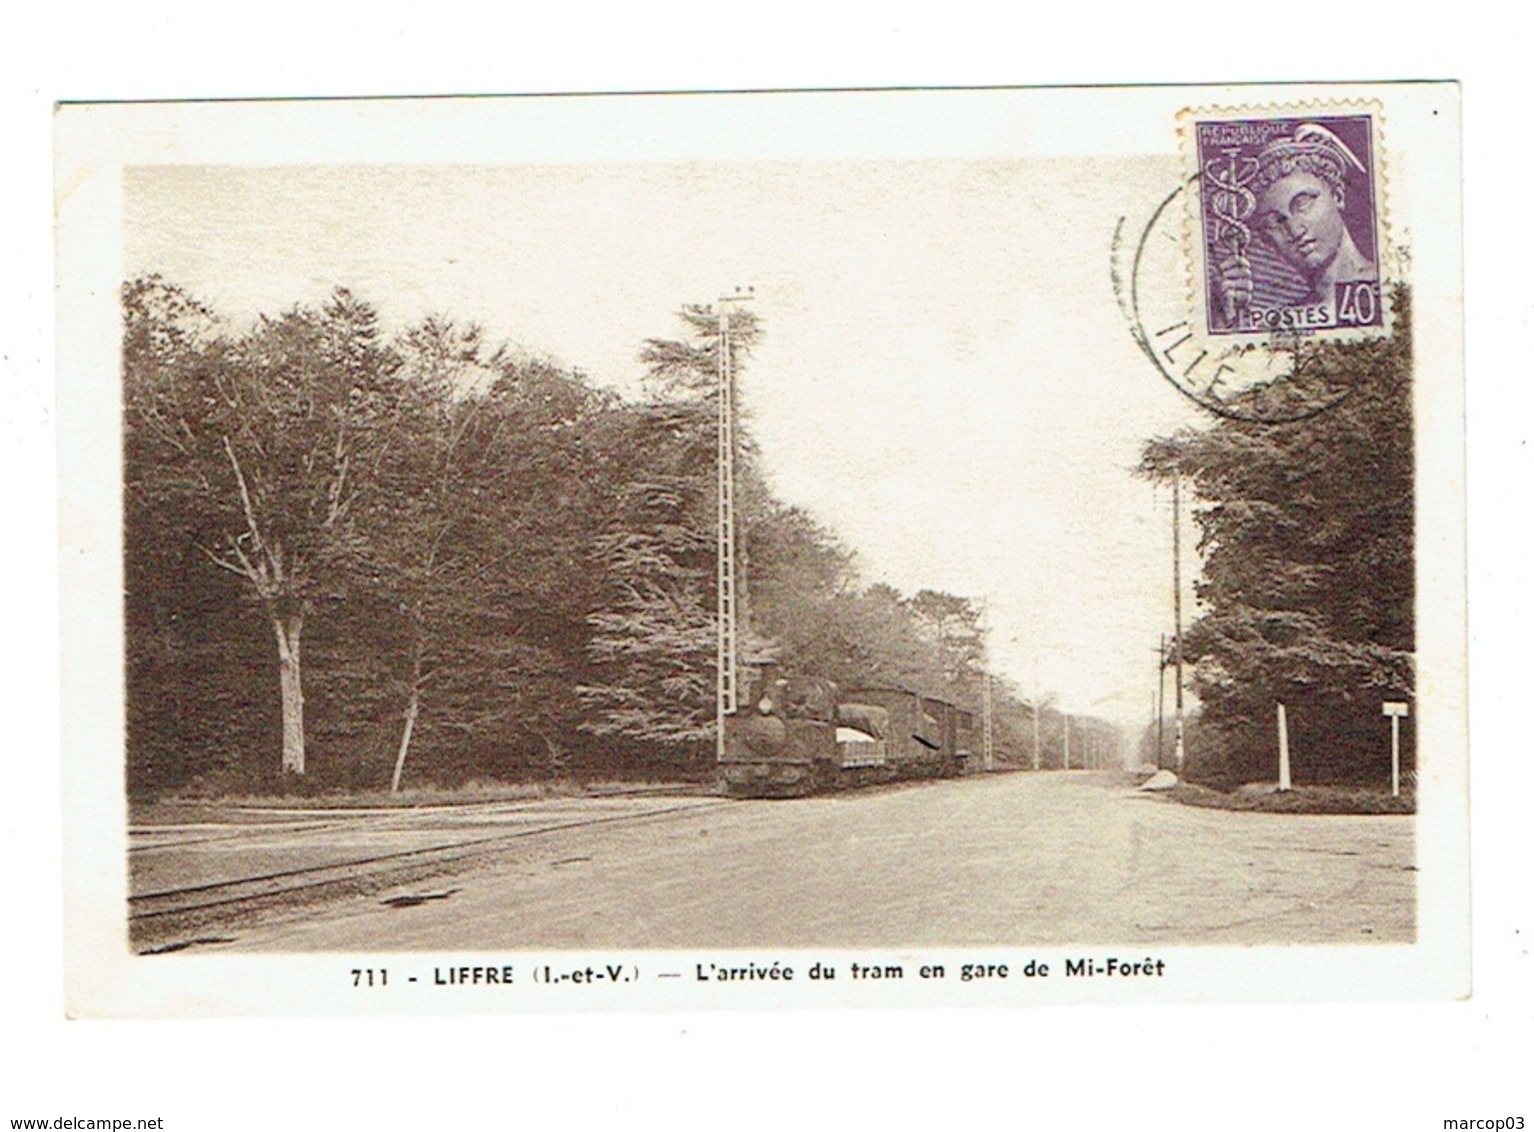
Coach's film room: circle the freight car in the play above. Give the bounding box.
[720,664,971,798]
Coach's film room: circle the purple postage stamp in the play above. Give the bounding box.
[1188,110,1385,339]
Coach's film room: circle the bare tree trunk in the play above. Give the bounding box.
[390,688,421,794]
[274,612,306,775]
[390,631,424,794]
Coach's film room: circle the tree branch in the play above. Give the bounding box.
[198,542,256,582]
[221,434,266,556]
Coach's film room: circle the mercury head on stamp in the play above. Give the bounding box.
[1198,114,1383,336]
[1249,125,1376,305]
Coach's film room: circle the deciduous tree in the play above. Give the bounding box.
[124,278,401,776]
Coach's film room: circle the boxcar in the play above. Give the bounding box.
[721,664,973,797]
[843,687,969,779]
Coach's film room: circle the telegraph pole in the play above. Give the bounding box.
[982,674,995,772]
[1171,470,1187,771]
[975,600,994,772]
[1156,634,1167,768]
[715,288,752,764]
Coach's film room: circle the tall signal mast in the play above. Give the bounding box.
[716,288,752,763]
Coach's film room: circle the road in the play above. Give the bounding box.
[197,771,1413,951]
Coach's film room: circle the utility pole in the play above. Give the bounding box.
[715,288,752,764]
[976,600,994,772]
[1172,470,1187,771]
[981,673,995,772]
[1156,633,1167,768]
[1031,698,1041,771]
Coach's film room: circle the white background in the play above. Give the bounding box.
[5,7,1529,1130]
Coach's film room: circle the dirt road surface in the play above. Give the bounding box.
[207,771,1413,951]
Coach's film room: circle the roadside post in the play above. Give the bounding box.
[1383,701,1409,797]
[1276,702,1291,791]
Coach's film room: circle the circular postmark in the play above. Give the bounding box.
[1113,177,1364,424]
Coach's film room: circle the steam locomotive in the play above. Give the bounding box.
[720,662,975,798]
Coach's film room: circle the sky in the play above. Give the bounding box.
[124,145,1209,724]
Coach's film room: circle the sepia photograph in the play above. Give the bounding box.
[56,83,1466,1015]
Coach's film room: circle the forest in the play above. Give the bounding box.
[123,277,1094,798]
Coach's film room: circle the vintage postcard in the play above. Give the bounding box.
[55,83,1466,1016]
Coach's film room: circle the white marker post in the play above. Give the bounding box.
[1276,702,1291,791]
[1383,701,1409,797]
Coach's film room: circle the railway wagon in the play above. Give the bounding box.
[844,686,970,779]
[953,707,978,766]
[720,665,968,797]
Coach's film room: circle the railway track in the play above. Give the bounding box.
[129,783,709,851]
[129,795,729,947]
